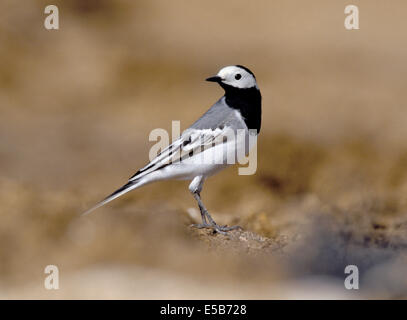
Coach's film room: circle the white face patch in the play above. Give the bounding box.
[217,66,258,89]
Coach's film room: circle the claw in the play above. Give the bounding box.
[190,223,211,229]
[218,225,243,231]
[190,223,242,235]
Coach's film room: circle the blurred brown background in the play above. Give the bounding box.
[0,0,407,299]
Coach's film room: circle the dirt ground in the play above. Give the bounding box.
[1,0,407,299]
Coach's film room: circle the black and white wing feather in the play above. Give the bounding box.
[129,126,228,181]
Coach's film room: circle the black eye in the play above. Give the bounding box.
[235,73,242,80]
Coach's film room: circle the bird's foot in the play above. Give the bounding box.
[190,223,242,235]
[217,224,243,232]
[190,223,211,229]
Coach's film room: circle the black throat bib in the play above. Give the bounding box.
[222,84,262,133]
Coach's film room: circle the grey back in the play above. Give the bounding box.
[189,97,246,131]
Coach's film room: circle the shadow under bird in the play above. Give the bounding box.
[83,65,262,234]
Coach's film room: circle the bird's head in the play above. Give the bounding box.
[206,65,258,90]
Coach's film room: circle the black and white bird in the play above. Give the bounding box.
[84,65,262,234]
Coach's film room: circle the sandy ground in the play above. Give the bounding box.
[1,0,407,299]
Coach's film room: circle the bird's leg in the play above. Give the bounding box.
[188,176,242,234]
[189,176,210,228]
[190,192,213,229]
[196,194,208,226]
[192,192,242,234]
[193,192,215,225]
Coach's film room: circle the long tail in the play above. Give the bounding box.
[82,180,142,216]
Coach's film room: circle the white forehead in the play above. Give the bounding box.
[217,66,257,89]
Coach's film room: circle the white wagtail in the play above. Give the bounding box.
[84,65,262,234]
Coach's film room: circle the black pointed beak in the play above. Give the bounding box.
[206,76,222,83]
